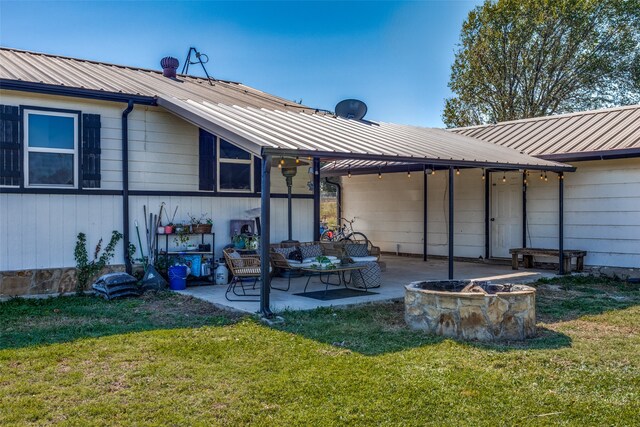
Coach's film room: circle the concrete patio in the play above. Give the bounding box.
[177,256,555,313]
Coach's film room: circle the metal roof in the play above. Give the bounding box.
[0,47,314,113]
[451,105,640,159]
[0,47,571,171]
[158,96,571,171]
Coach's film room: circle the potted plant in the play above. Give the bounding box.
[311,256,336,270]
[173,226,191,249]
[188,213,213,234]
[246,235,259,250]
[232,234,246,249]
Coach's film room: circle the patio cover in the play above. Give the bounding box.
[157,96,573,172]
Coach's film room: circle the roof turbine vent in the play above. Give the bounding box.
[335,99,367,120]
[160,57,179,78]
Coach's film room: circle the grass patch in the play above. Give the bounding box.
[0,292,243,350]
[1,280,638,425]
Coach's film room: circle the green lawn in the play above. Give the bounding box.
[1,277,639,426]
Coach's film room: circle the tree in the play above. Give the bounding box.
[443,0,640,128]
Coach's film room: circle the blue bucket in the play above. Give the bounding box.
[168,265,188,290]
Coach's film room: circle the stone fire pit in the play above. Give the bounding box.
[405,280,536,341]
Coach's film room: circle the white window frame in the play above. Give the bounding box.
[216,137,253,193]
[23,109,79,189]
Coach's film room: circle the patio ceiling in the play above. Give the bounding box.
[157,96,574,172]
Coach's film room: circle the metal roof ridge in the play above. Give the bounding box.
[0,45,240,85]
[449,104,640,131]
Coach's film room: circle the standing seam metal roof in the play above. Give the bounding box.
[450,105,640,157]
[0,47,571,171]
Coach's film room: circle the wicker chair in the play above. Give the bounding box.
[223,248,262,301]
[269,248,302,292]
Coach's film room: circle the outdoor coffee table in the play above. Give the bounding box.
[300,263,370,294]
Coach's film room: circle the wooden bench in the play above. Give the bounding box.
[509,248,587,274]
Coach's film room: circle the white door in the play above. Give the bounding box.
[491,172,523,258]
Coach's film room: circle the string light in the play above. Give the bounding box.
[482,169,485,180]
[456,167,460,175]
[502,173,506,183]
[295,156,300,164]
[544,171,548,182]
[347,164,352,178]
[431,167,436,176]
[280,157,285,165]
[407,169,411,178]
[378,167,382,179]
[540,171,544,180]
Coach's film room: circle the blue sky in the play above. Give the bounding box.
[0,1,482,127]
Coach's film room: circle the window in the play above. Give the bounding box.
[217,138,253,192]
[24,110,78,188]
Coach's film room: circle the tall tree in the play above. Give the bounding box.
[443,0,640,127]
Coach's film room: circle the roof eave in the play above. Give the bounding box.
[0,79,157,105]
[263,147,575,172]
[537,148,640,162]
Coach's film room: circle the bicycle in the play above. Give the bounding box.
[320,217,369,245]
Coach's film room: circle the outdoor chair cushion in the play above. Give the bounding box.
[350,256,379,263]
[300,244,323,259]
[345,243,369,258]
[227,250,244,266]
[351,262,382,289]
[286,260,316,268]
[273,246,296,258]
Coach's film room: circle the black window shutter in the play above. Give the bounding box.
[199,129,216,191]
[81,113,101,188]
[254,156,262,193]
[0,105,22,187]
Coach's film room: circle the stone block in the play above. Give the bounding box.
[57,269,77,293]
[437,295,459,310]
[486,297,509,325]
[436,312,459,338]
[31,269,62,294]
[499,314,524,340]
[459,305,492,340]
[1,271,34,296]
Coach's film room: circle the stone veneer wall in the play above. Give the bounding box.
[0,265,125,297]
[405,281,536,341]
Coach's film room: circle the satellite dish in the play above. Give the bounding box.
[335,99,367,120]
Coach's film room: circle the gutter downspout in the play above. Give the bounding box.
[122,101,134,273]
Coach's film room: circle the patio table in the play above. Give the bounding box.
[300,263,370,294]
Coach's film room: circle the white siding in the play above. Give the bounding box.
[342,169,486,258]
[0,193,123,270]
[527,158,640,268]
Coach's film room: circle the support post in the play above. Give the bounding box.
[423,166,428,261]
[449,166,455,279]
[286,177,293,241]
[260,154,273,317]
[522,172,527,248]
[313,157,321,241]
[558,171,565,275]
[484,170,490,259]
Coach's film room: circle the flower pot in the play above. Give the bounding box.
[192,223,212,234]
[164,225,174,234]
[157,226,165,234]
